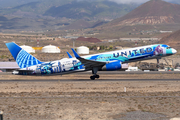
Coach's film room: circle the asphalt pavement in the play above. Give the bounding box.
[0,79,180,82]
[1,71,180,75]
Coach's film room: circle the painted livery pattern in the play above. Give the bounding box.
[85,44,169,63]
[6,42,42,69]
[16,49,42,68]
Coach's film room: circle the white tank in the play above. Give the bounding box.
[77,46,89,54]
[20,45,35,53]
[41,45,60,53]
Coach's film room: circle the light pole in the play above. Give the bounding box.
[73,39,75,49]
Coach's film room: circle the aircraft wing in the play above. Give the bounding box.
[71,48,106,68]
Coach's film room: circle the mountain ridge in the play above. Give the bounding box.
[44,1,137,20]
[100,0,180,28]
[0,0,138,31]
[159,29,180,49]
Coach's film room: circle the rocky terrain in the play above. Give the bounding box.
[76,37,101,43]
[94,0,180,39]
[0,0,138,31]
[0,73,180,119]
[102,0,180,27]
[159,29,180,50]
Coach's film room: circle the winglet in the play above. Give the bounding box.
[71,48,80,59]
[67,52,73,58]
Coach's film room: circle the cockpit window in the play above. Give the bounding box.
[166,47,172,49]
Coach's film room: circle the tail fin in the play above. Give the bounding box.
[71,48,80,59]
[6,42,42,69]
[67,52,73,58]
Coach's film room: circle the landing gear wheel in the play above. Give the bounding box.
[90,76,95,80]
[156,65,159,68]
[95,75,99,79]
[90,75,100,80]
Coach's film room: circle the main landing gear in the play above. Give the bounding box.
[90,74,99,80]
[90,67,100,80]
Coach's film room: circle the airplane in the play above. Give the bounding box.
[6,42,177,80]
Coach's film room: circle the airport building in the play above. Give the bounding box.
[0,62,19,72]
[20,45,35,53]
[41,45,61,53]
[77,46,89,54]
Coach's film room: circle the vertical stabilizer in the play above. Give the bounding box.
[71,48,80,59]
[67,52,73,58]
[6,42,42,69]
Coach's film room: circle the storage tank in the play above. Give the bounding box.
[20,45,35,53]
[41,45,60,53]
[77,46,89,54]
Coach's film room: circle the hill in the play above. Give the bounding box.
[94,0,180,39]
[159,29,180,49]
[101,0,180,27]
[76,37,101,43]
[60,19,108,30]
[61,20,92,30]
[0,0,40,8]
[1,0,137,20]
[44,1,137,20]
[0,0,138,31]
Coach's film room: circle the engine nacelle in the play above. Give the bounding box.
[101,61,122,71]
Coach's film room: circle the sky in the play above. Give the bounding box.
[108,0,179,4]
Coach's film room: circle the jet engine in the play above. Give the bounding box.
[101,61,121,71]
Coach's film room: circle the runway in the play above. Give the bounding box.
[0,95,180,99]
[2,71,180,75]
[1,71,180,82]
[0,79,180,82]
[82,71,180,74]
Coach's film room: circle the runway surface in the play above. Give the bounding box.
[0,96,180,99]
[1,71,180,82]
[1,71,180,75]
[0,79,180,82]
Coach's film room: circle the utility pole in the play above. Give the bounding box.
[73,39,75,49]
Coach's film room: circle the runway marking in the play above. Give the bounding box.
[0,96,180,99]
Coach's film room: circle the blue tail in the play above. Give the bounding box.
[71,48,81,59]
[6,42,42,69]
[66,52,73,58]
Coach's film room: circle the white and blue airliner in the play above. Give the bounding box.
[6,42,177,80]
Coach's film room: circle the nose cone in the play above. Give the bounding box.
[172,48,177,54]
